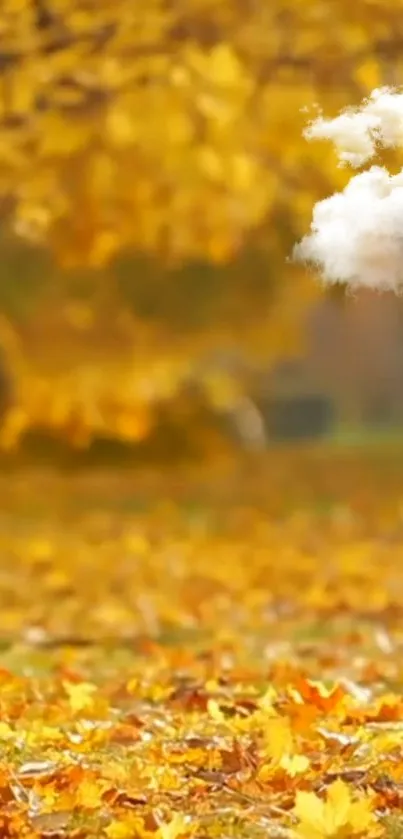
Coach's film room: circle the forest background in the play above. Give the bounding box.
[1,0,403,457]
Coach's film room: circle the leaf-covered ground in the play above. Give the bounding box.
[1,447,403,838]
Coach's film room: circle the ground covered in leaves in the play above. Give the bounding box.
[1,447,403,838]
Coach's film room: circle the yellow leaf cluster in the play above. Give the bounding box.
[0,453,400,836]
[294,779,380,839]
[0,0,400,266]
[0,0,400,447]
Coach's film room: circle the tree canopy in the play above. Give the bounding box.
[1,0,401,267]
[0,0,401,448]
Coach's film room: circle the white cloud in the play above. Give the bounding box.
[294,87,403,292]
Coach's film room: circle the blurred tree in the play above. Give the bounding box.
[0,0,400,447]
[1,0,401,265]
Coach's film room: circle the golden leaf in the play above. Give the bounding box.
[294,780,380,839]
[263,716,294,763]
[63,680,97,713]
[158,814,194,839]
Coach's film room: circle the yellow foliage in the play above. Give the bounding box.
[262,716,294,763]
[294,779,380,839]
[0,0,400,266]
[0,1,399,445]
[0,454,399,837]
[63,680,97,712]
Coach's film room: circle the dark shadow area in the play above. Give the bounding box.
[258,394,335,442]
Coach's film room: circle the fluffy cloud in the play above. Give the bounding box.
[294,87,403,292]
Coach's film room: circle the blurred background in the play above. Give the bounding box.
[0,0,402,462]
